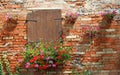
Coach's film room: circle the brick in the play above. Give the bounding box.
[2,36,13,40]
[105,29,116,32]
[81,18,92,21]
[14,36,23,39]
[16,25,26,29]
[0,2,120,74]
[66,35,77,39]
[13,41,27,45]
[18,16,27,21]
[76,2,83,6]
[73,52,85,54]
[105,35,117,38]
[11,4,22,8]
[63,71,72,74]
[72,38,82,41]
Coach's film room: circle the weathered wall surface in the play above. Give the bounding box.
[0,10,27,72]
[0,0,120,75]
[63,14,120,74]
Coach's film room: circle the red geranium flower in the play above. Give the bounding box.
[31,64,35,68]
[30,59,34,63]
[54,42,57,44]
[55,62,59,66]
[39,66,43,70]
[57,56,61,59]
[40,55,44,60]
[43,65,48,69]
[61,50,65,53]
[30,56,39,62]
[62,34,65,39]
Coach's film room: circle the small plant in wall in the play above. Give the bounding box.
[64,12,79,24]
[21,40,72,71]
[101,10,117,25]
[0,60,4,75]
[2,51,13,75]
[3,14,18,31]
[82,25,100,39]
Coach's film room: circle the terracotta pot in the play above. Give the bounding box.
[3,18,18,31]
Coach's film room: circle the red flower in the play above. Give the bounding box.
[40,55,44,60]
[57,46,60,49]
[61,50,65,53]
[62,34,65,39]
[31,64,35,68]
[54,42,57,44]
[54,46,57,50]
[72,57,75,60]
[43,65,48,69]
[72,48,77,52]
[42,61,45,64]
[54,46,60,50]
[57,56,61,59]
[55,62,59,66]
[30,56,38,62]
[30,59,34,63]
[45,45,48,48]
[39,66,43,70]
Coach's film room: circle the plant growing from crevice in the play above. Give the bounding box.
[82,25,100,40]
[0,60,4,75]
[64,12,78,24]
[2,51,21,75]
[72,69,93,75]
[71,63,102,75]
[101,10,117,25]
[2,51,13,75]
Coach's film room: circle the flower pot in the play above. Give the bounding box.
[3,18,18,31]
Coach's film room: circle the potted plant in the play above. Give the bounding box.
[3,14,18,31]
[101,10,117,26]
[82,25,100,39]
[64,12,78,28]
[20,40,72,71]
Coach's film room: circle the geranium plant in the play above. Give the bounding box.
[82,25,100,39]
[101,10,117,25]
[22,40,72,70]
[65,12,78,24]
[3,14,18,31]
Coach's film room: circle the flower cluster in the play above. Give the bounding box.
[5,14,18,23]
[65,12,78,24]
[82,25,100,38]
[22,40,72,70]
[3,14,18,31]
[101,10,117,25]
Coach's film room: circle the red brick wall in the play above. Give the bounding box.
[0,11,120,75]
[0,0,120,75]
[63,14,120,74]
[0,0,22,9]
[0,10,27,72]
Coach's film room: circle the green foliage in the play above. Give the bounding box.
[72,69,93,75]
[81,70,93,75]
[2,51,21,75]
[65,12,78,24]
[2,51,13,75]
[0,60,4,75]
[21,40,72,70]
[101,10,117,25]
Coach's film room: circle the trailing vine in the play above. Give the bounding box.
[0,60,4,75]
[2,51,13,75]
